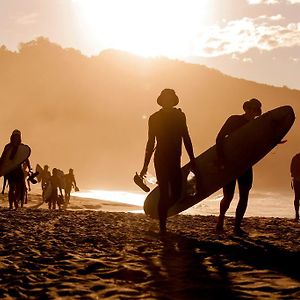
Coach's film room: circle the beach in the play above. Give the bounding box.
[0,194,299,299]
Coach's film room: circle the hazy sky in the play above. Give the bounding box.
[1,0,300,89]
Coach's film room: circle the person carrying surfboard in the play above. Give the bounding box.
[216,99,262,236]
[48,168,64,210]
[290,153,300,221]
[0,129,32,209]
[140,89,196,233]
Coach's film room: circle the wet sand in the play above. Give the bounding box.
[0,194,299,299]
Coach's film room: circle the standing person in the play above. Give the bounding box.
[290,153,300,221]
[64,168,79,205]
[0,129,31,209]
[41,165,51,202]
[215,99,262,235]
[140,89,196,233]
[48,168,64,210]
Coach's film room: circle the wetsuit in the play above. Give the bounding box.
[291,153,300,219]
[147,108,191,228]
[216,114,253,228]
[1,143,27,209]
[64,173,76,204]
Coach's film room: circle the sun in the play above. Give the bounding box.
[72,0,211,57]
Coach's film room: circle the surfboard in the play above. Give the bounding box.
[144,105,295,219]
[0,144,31,177]
[36,164,43,182]
[43,182,52,202]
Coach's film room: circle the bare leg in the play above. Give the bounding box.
[294,197,299,221]
[216,181,235,232]
[235,186,250,234]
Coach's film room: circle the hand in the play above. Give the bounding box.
[140,167,148,178]
[278,139,287,144]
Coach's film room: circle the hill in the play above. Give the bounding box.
[0,37,299,193]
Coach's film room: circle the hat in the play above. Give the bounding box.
[243,98,262,111]
[157,89,179,107]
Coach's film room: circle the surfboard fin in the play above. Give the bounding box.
[134,172,150,192]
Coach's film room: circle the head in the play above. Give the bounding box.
[43,165,49,171]
[157,89,179,108]
[243,98,262,119]
[10,129,21,145]
[69,168,73,174]
[52,168,58,176]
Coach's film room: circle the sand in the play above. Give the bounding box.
[0,193,299,299]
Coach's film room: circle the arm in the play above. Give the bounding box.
[216,117,233,160]
[140,117,156,177]
[182,113,195,163]
[72,175,77,189]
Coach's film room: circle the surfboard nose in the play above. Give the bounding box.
[271,105,295,137]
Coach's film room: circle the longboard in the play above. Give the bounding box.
[0,144,31,176]
[144,106,295,219]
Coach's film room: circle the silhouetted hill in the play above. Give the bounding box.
[0,37,299,193]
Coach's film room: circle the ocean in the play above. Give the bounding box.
[74,189,296,219]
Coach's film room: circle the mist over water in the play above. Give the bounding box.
[74,189,295,219]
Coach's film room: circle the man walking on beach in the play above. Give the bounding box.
[215,99,262,235]
[290,153,300,221]
[0,130,31,209]
[64,168,79,206]
[140,89,196,233]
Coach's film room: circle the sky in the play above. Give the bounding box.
[0,0,300,89]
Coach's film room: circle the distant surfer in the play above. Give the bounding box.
[290,153,300,221]
[140,89,196,233]
[48,168,64,210]
[1,176,7,194]
[0,130,31,209]
[41,165,51,202]
[64,168,79,205]
[215,99,262,235]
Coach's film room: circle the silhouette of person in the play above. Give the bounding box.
[48,168,64,210]
[1,176,7,194]
[290,153,300,221]
[215,99,262,235]
[41,165,51,201]
[64,168,78,205]
[140,89,196,232]
[0,129,31,209]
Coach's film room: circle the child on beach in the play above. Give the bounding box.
[290,153,300,221]
[140,89,196,233]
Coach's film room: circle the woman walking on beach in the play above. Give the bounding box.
[215,99,262,235]
[140,89,196,233]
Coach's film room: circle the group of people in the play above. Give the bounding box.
[38,165,79,210]
[140,88,297,235]
[0,129,79,210]
[1,89,298,232]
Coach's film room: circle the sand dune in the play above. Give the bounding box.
[0,193,299,299]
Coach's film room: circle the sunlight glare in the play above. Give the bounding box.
[74,189,145,207]
[72,0,210,57]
